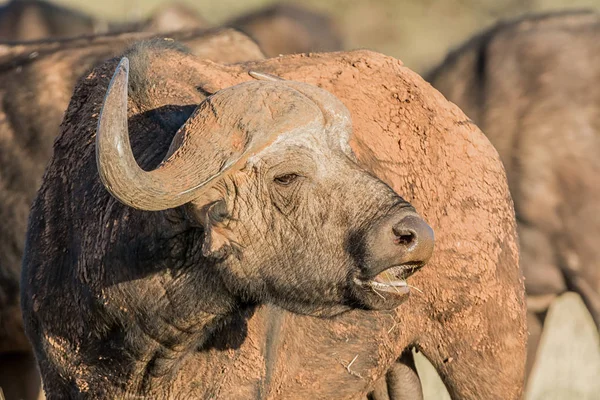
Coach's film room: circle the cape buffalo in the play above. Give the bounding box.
[227,3,343,57]
[21,44,525,398]
[0,29,263,400]
[0,0,108,42]
[141,2,209,33]
[0,0,209,43]
[427,10,600,379]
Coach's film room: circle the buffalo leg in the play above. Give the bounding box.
[386,350,423,400]
[367,375,390,400]
[525,308,547,382]
[416,255,527,400]
[367,349,423,400]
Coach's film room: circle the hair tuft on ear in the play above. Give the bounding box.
[197,200,235,260]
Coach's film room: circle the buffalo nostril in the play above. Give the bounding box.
[391,215,435,264]
[392,226,416,247]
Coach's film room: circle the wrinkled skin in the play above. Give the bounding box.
[22,48,525,399]
[227,3,343,57]
[194,140,420,317]
[428,10,600,380]
[0,30,263,400]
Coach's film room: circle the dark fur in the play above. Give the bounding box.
[0,39,190,400]
[0,31,262,400]
[125,38,192,104]
[22,51,211,396]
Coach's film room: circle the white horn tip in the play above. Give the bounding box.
[248,70,284,81]
[116,56,130,76]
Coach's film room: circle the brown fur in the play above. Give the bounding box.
[0,29,263,400]
[22,47,525,398]
[227,3,343,57]
[428,10,600,379]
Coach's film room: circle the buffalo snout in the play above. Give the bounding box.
[366,208,434,278]
[352,205,434,309]
[391,214,435,269]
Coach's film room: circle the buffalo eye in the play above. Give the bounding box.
[274,173,299,186]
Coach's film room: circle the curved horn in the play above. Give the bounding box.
[248,70,284,81]
[96,57,212,211]
[250,69,352,145]
[284,82,351,132]
[96,58,326,211]
[249,70,351,131]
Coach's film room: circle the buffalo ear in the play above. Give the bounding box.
[201,200,235,259]
[187,198,236,260]
[203,226,234,259]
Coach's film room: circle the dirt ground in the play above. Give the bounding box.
[415,292,600,400]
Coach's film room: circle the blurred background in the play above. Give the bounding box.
[24,0,600,72]
[0,1,599,399]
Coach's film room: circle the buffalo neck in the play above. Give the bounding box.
[54,208,248,396]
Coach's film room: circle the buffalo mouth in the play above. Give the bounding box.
[353,263,423,302]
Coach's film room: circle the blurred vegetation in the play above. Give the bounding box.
[0,1,598,399]
[13,0,600,73]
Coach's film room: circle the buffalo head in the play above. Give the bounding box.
[96,58,434,316]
